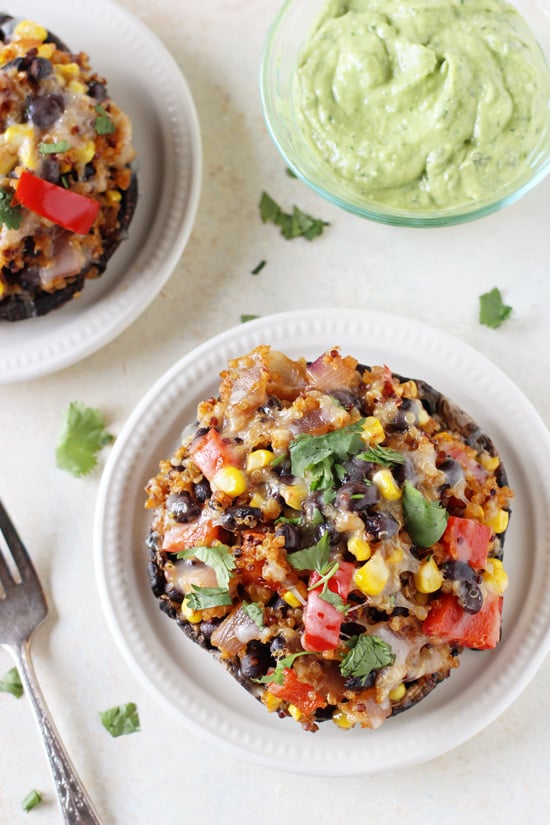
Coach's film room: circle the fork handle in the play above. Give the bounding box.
[11,641,104,825]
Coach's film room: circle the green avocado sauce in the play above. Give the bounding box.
[294,0,550,210]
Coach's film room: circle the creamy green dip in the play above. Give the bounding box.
[294,0,550,210]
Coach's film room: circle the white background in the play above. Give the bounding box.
[1,1,549,823]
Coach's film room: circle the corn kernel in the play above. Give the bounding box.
[180,597,202,624]
[354,553,389,596]
[389,682,407,702]
[67,80,87,95]
[480,453,500,472]
[464,502,485,521]
[282,581,307,608]
[416,407,430,427]
[347,533,371,562]
[386,546,404,565]
[56,62,80,80]
[399,380,418,398]
[211,465,247,497]
[361,416,385,445]
[263,692,282,713]
[372,468,402,501]
[246,449,274,472]
[248,492,265,508]
[332,710,354,729]
[13,20,48,41]
[37,43,56,59]
[105,190,122,205]
[72,140,96,165]
[280,482,308,510]
[4,124,34,148]
[287,704,303,722]
[482,558,509,595]
[414,557,443,594]
[0,148,17,176]
[485,508,509,535]
[19,140,37,169]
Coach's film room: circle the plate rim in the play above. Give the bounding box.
[94,307,550,775]
[0,0,202,384]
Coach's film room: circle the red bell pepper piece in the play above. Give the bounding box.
[422,591,503,650]
[302,561,355,652]
[15,171,100,234]
[189,428,238,481]
[442,516,492,569]
[267,667,325,715]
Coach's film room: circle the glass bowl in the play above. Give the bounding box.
[260,0,550,227]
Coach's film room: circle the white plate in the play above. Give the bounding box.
[0,0,201,383]
[94,308,550,776]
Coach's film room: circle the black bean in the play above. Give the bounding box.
[438,458,465,488]
[340,622,366,638]
[87,81,107,101]
[315,705,337,721]
[83,162,96,180]
[442,560,478,583]
[336,481,379,512]
[456,580,483,614]
[362,512,399,541]
[393,457,417,487]
[40,156,60,183]
[27,93,64,128]
[275,522,301,550]
[199,619,221,644]
[313,522,340,545]
[344,673,375,691]
[221,506,263,531]
[19,267,40,290]
[330,389,360,411]
[166,492,200,523]
[258,396,282,415]
[28,57,52,81]
[269,635,288,656]
[386,409,409,433]
[342,456,375,482]
[193,479,211,503]
[271,456,292,480]
[240,640,274,680]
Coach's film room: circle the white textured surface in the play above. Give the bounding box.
[0,0,549,822]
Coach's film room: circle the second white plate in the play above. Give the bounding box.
[0,0,201,383]
[94,308,550,775]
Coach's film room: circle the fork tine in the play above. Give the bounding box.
[0,498,36,583]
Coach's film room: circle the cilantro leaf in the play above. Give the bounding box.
[259,191,329,241]
[319,582,350,614]
[38,140,71,154]
[242,600,264,628]
[358,445,406,467]
[99,702,140,737]
[240,313,259,323]
[288,531,331,574]
[251,260,266,275]
[0,187,23,230]
[339,634,395,685]
[21,790,42,812]
[176,544,235,589]
[402,481,448,548]
[94,105,116,135]
[186,585,232,610]
[55,401,114,477]
[0,666,23,698]
[479,287,513,329]
[256,651,313,685]
[289,419,365,491]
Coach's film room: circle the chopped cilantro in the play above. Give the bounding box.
[288,531,330,575]
[259,191,329,241]
[0,187,23,230]
[0,666,23,698]
[99,702,140,737]
[21,790,42,812]
[358,445,406,467]
[289,419,365,491]
[318,580,350,614]
[176,544,235,589]
[256,650,313,685]
[240,314,259,323]
[339,634,395,685]
[38,140,71,154]
[55,402,114,477]
[402,481,448,548]
[285,167,297,178]
[186,585,232,610]
[94,105,115,135]
[479,287,513,329]
[251,260,266,275]
[242,601,264,628]
[309,559,339,591]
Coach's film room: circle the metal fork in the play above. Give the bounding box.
[0,499,103,824]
